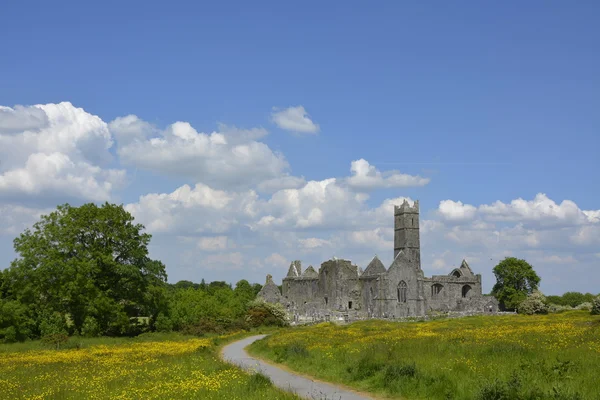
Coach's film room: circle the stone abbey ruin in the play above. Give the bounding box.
[258,199,498,319]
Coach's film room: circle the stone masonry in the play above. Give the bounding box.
[258,199,498,318]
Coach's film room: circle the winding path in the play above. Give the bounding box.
[221,335,374,400]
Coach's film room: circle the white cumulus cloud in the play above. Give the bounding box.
[346,159,430,191]
[0,102,124,203]
[197,236,228,251]
[0,105,49,134]
[271,106,320,134]
[111,117,288,190]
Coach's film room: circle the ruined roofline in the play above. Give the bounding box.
[394,199,419,214]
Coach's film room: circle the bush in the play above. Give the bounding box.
[592,296,600,315]
[574,302,592,311]
[245,299,289,328]
[39,311,68,337]
[548,304,572,313]
[81,316,101,337]
[0,299,34,342]
[154,313,174,332]
[518,290,548,315]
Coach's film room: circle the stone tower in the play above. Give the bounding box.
[394,199,421,267]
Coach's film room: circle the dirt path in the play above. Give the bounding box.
[221,334,374,400]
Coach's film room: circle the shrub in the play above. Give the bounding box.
[81,316,101,337]
[518,290,548,315]
[154,313,173,333]
[592,296,600,315]
[574,302,592,311]
[39,311,68,337]
[0,299,34,342]
[245,299,289,328]
[547,304,572,313]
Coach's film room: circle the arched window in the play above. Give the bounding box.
[369,287,374,299]
[462,285,472,298]
[452,270,461,278]
[397,281,407,303]
[431,283,443,298]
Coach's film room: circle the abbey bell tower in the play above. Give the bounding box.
[394,200,421,268]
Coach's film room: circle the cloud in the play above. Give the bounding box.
[0,105,49,134]
[203,252,244,271]
[0,102,124,203]
[265,253,288,267]
[257,175,307,193]
[125,183,259,234]
[197,236,228,251]
[0,204,54,236]
[436,194,599,228]
[345,159,430,191]
[438,200,478,222]
[112,117,288,190]
[251,178,367,231]
[271,106,320,134]
[541,255,577,264]
[479,194,592,227]
[0,152,125,202]
[299,237,332,250]
[348,228,392,251]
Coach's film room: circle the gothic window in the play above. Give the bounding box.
[397,281,407,303]
[324,296,328,305]
[452,270,461,278]
[369,287,374,300]
[462,285,472,298]
[431,283,443,298]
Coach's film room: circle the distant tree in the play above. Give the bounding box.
[4,202,168,336]
[491,257,541,311]
[545,295,565,306]
[173,280,199,290]
[234,280,256,304]
[251,283,263,296]
[561,292,595,307]
[207,281,231,294]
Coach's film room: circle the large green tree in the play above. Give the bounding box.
[4,202,168,336]
[491,257,541,311]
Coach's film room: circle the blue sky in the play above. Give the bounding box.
[1,1,599,294]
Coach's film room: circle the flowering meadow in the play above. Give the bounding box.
[249,311,600,399]
[0,332,298,400]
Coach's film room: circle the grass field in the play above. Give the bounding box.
[0,331,299,400]
[248,311,600,400]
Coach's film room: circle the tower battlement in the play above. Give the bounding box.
[394,199,419,215]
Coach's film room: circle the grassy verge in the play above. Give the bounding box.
[0,329,299,399]
[248,311,600,400]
